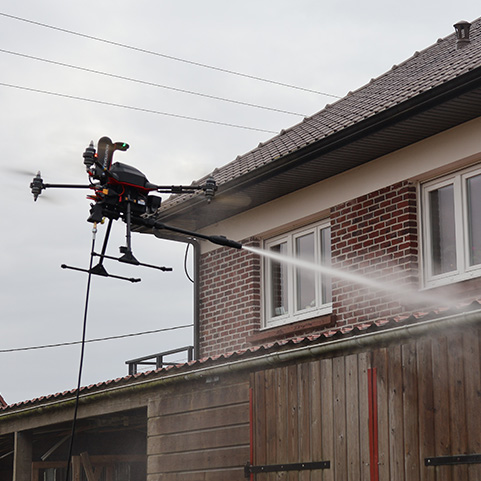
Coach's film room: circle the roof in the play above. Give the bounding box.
[0,394,6,408]
[3,300,481,414]
[154,17,481,232]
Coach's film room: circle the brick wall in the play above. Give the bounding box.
[198,182,420,357]
[198,179,481,358]
[330,180,419,325]
[198,237,261,357]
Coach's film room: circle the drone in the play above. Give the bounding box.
[30,136,242,283]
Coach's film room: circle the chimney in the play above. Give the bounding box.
[454,20,471,49]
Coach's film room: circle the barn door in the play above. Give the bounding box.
[250,353,371,480]
[369,328,481,480]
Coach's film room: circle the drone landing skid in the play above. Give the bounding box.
[60,249,173,283]
[92,252,173,272]
[61,263,141,283]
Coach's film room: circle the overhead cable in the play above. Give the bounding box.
[0,324,194,353]
[0,82,278,133]
[0,48,307,117]
[0,11,341,99]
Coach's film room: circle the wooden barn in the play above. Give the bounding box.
[2,17,481,481]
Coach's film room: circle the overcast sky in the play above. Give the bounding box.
[1,2,480,405]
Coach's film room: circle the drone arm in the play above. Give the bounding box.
[154,176,217,201]
[132,216,243,250]
[155,185,204,194]
[43,183,93,189]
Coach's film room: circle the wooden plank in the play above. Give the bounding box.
[431,335,452,481]
[72,455,81,481]
[148,445,250,473]
[264,368,277,481]
[320,358,334,481]
[149,402,249,435]
[372,348,390,480]
[298,362,311,481]
[358,352,371,481]
[388,344,404,481]
[309,361,322,481]
[447,333,468,480]
[149,380,250,416]
[346,354,360,481]
[332,356,347,480]
[0,394,150,436]
[463,328,481,481]
[287,363,299,481]
[147,466,244,481]
[276,366,288,481]
[80,452,97,481]
[89,455,146,463]
[148,424,250,454]
[416,338,435,481]
[254,370,267,469]
[402,341,420,481]
[13,431,32,481]
[367,367,379,481]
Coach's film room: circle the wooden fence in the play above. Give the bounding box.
[145,324,481,480]
[251,325,481,480]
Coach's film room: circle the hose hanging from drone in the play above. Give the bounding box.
[64,223,98,481]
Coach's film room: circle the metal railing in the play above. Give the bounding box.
[126,346,194,375]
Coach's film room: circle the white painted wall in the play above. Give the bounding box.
[199,116,481,253]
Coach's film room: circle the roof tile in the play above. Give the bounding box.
[161,18,481,208]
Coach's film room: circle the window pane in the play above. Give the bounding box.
[295,233,316,311]
[467,174,481,267]
[270,242,288,317]
[321,227,332,303]
[429,185,456,275]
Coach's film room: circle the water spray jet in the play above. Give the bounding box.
[243,245,459,310]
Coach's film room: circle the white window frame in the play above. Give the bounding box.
[262,220,332,328]
[422,164,481,287]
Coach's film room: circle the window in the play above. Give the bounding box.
[422,165,481,286]
[263,221,332,327]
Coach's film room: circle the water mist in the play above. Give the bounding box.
[243,245,458,310]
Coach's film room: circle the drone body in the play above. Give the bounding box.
[30,136,240,283]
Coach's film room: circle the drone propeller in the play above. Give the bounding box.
[211,191,252,208]
[5,166,37,178]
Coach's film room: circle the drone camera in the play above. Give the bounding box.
[147,195,162,214]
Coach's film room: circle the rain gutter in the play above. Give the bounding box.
[158,65,481,227]
[2,308,481,421]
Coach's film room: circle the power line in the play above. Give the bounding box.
[0,11,342,99]
[0,82,278,133]
[0,48,307,117]
[0,324,193,353]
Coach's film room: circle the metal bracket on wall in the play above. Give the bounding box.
[425,454,481,466]
[244,461,330,477]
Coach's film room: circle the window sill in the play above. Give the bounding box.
[247,314,335,344]
[423,266,481,289]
